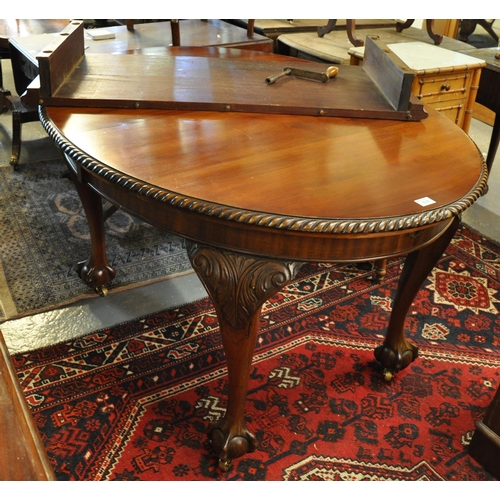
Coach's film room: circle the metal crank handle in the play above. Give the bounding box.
[265,68,292,84]
[296,66,338,82]
[286,65,339,82]
[325,66,339,79]
[265,66,339,84]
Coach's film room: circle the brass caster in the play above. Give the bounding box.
[218,458,232,472]
[383,369,394,382]
[95,286,109,297]
[10,155,19,167]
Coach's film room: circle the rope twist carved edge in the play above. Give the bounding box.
[39,106,489,236]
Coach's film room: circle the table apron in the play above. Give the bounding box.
[74,159,455,263]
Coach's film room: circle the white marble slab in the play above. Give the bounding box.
[388,42,485,70]
[349,41,485,70]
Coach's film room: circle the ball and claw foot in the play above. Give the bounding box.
[218,458,232,472]
[76,260,115,296]
[375,341,418,382]
[210,424,257,472]
[94,286,109,297]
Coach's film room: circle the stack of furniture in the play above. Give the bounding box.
[276,20,474,64]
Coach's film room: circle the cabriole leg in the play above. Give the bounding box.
[187,241,303,469]
[64,155,116,295]
[375,216,460,380]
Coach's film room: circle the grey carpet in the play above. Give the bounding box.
[0,159,193,321]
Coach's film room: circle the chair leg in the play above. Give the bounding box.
[0,63,11,114]
[374,258,387,283]
[459,20,477,42]
[0,88,10,114]
[477,19,499,44]
[10,109,21,167]
[4,94,38,168]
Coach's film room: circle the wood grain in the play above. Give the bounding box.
[41,54,415,118]
[41,103,486,263]
[363,35,414,111]
[0,331,55,480]
[36,27,426,121]
[37,21,84,100]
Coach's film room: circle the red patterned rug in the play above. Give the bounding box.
[12,225,500,481]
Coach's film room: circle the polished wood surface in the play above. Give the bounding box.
[0,330,55,480]
[39,48,487,469]
[37,55,426,120]
[5,20,272,167]
[0,19,70,47]
[118,19,272,52]
[10,19,272,59]
[34,24,425,122]
[44,106,482,233]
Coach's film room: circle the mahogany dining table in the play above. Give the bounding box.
[38,48,487,471]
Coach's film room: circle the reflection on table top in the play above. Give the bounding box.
[45,104,484,224]
[8,20,272,64]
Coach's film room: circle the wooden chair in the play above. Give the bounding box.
[459,19,499,44]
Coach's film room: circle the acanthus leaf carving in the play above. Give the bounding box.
[186,241,303,343]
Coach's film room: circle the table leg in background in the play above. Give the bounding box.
[375,216,460,380]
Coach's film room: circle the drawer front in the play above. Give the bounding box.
[425,98,466,127]
[413,72,471,104]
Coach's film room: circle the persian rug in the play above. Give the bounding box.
[11,225,500,481]
[0,160,192,321]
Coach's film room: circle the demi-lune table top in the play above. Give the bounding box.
[43,104,484,257]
